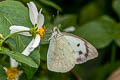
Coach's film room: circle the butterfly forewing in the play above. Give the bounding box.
[47,27,98,73]
[63,33,98,64]
[47,35,76,73]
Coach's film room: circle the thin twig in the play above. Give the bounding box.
[70,70,82,80]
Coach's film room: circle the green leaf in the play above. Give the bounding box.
[92,61,120,80]
[6,35,40,79]
[79,2,102,25]
[0,1,32,36]
[19,37,40,79]
[6,29,40,80]
[40,44,49,61]
[19,73,28,80]
[0,1,41,79]
[21,64,38,80]
[15,36,25,52]
[113,0,120,18]
[54,14,77,28]
[39,0,62,12]
[21,47,40,80]
[74,15,117,49]
[114,24,120,47]
[0,49,38,68]
[9,35,25,52]
[0,15,11,36]
[0,65,7,80]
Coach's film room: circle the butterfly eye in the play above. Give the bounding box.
[53,27,59,32]
[54,28,58,32]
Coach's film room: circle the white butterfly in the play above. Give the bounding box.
[47,27,98,73]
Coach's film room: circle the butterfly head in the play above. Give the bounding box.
[49,27,62,40]
[53,27,60,33]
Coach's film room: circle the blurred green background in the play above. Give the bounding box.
[0,0,120,80]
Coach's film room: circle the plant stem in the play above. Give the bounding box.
[1,55,7,61]
[1,30,29,47]
[111,43,116,63]
[70,70,82,80]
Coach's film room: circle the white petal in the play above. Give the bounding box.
[18,71,23,76]
[27,2,38,25]
[64,26,76,32]
[9,25,31,36]
[22,39,35,56]
[22,35,40,56]
[3,67,7,71]
[37,8,44,29]
[31,34,40,48]
[15,78,19,80]
[15,71,23,80]
[10,57,18,67]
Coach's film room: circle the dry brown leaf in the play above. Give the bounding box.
[107,67,120,80]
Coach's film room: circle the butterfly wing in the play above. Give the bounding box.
[47,35,76,73]
[63,33,98,64]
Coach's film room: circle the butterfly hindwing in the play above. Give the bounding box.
[47,35,76,73]
[63,33,98,64]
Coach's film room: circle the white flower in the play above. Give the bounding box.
[9,2,45,56]
[64,26,75,32]
[4,58,23,80]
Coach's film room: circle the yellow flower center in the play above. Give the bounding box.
[37,27,45,38]
[6,67,19,79]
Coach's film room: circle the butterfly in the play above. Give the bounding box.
[47,27,98,73]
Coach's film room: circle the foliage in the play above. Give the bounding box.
[0,0,120,80]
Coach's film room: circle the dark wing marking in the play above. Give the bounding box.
[63,32,98,64]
